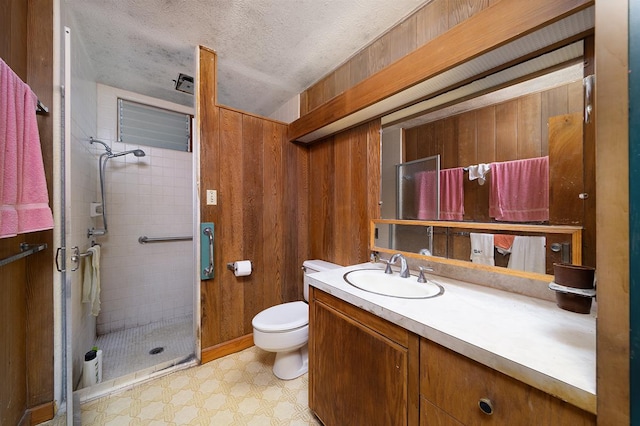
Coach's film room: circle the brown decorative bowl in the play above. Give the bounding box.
[553,263,595,289]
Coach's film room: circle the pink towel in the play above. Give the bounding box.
[414,170,438,219]
[0,59,53,238]
[489,156,549,222]
[439,167,464,220]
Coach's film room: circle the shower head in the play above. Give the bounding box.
[109,148,146,158]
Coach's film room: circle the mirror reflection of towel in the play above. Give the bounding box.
[507,236,546,274]
[470,233,495,266]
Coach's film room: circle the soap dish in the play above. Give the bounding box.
[548,282,596,297]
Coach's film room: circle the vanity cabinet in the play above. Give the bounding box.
[419,339,596,426]
[309,288,420,426]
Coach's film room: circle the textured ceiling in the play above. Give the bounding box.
[66,0,427,116]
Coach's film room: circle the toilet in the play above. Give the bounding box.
[252,259,341,380]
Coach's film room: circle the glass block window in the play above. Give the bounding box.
[118,98,191,152]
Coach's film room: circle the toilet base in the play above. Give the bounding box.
[273,345,308,380]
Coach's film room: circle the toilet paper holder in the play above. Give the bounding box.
[226,261,253,272]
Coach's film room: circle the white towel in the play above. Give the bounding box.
[507,236,546,274]
[81,246,101,316]
[470,233,495,266]
[467,163,491,185]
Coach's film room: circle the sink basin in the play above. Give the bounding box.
[343,268,444,299]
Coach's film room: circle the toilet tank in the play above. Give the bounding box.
[302,259,342,301]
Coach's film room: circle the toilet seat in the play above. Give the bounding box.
[252,301,308,332]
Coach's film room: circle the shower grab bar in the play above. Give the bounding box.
[202,227,214,277]
[138,235,193,244]
[0,243,47,267]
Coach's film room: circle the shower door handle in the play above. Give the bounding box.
[201,223,215,280]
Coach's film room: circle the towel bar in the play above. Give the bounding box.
[0,243,47,267]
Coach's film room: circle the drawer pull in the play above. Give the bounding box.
[478,398,494,415]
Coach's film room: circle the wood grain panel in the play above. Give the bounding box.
[262,120,285,306]
[25,0,54,409]
[581,36,595,269]
[421,397,465,426]
[518,92,543,158]
[349,49,370,90]
[0,239,28,426]
[368,33,391,76]
[388,15,418,65]
[449,0,491,27]
[282,139,309,302]
[198,47,222,349]
[242,115,264,333]
[475,108,495,221]
[416,0,449,46]
[219,108,245,341]
[549,113,584,225]
[334,62,351,98]
[495,100,518,161]
[308,121,381,266]
[308,140,335,260]
[292,0,592,142]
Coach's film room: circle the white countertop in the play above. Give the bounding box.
[306,262,596,414]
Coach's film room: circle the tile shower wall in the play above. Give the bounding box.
[95,84,194,335]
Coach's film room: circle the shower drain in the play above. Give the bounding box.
[149,347,164,355]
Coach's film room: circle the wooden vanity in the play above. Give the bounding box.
[307,264,596,426]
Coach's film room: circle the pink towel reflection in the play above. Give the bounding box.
[440,167,464,220]
[1,59,54,238]
[489,156,549,222]
[415,168,465,220]
[415,170,437,220]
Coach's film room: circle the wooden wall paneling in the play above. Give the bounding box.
[457,111,477,220]
[282,138,309,302]
[548,113,584,225]
[0,250,27,426]
[333,131,354,265]
[198,47,222,349]
[299,91,309,117]
[241,114,265,333]
[475,107,495,221]
[0,0,28,78]
[25,0,54,409]
[306,78,326,113]
[349,50,370,93]
[368,33,391,76]
[416,124,433,160]
[404,127,418,162]
[415,0,449,47]
[442,118,458,169]
[262,121,286,305]
[517,92,543,158]
[595,1,630,422]
[366,120,382,229]
[334,62,351,99]
[495,100,518,162]
[449,0,491,27]
[351,124,372,262]
[292,0,592,142]
[388,14,418,65]
[219,108,245,341]
[309,140,335,261]
[581,35,595,269]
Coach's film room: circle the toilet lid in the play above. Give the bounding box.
[252,301,308,332]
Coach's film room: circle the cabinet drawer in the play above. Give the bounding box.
[421,397,464,426]
[420,340,595,426]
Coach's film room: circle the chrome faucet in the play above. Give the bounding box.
[385,253,410,278]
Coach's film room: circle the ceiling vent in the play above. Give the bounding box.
[174,73,194,94]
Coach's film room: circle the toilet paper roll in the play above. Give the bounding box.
[234,260,252,277]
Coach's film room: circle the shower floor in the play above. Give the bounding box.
[95,314,194,381]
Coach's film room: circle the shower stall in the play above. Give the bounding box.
[69,84,196,398]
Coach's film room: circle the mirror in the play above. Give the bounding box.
[372,219,582,279]
[380,46,594,271]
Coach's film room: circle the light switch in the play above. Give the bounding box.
[206,190,217,205]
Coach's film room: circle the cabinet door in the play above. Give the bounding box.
[310,294,411,426]
[420,340,595,426]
